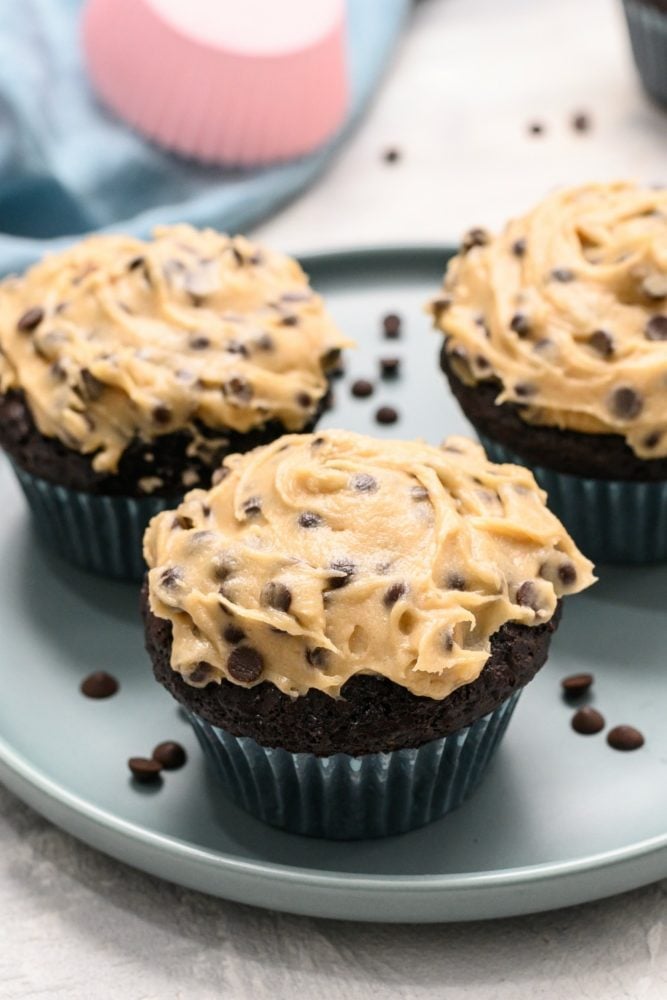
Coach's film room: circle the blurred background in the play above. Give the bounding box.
[0,0,664,259]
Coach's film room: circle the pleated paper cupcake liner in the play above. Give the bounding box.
[478,435,667,565]
[11,462,173,581]
[188,692,520,840]
[622,0,667,106]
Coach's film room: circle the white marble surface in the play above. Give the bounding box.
[2,1,666,997]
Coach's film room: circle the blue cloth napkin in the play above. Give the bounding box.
[0,0,410,275]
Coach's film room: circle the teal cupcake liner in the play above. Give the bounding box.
[11,462,173,580]
[622,0,667,105]
[188,692,520,840]
[478,435,667,565]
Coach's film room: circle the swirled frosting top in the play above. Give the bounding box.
[144,430,595,700]
[0,225,348,473]
[431,182,667,458]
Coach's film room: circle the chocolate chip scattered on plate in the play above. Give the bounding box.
[380,357,400,378]
[128,757,162,783]
[571,707,605,735]
[80,671,119,699]
[561,672,594,697]
[382,313,402,338]
[152,741,187,770]
[607,725,644,752]
[375,405,399,425]
[351,378,374,398]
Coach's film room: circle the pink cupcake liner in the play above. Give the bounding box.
[82,0,349,166]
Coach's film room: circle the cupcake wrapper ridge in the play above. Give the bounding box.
[11,461,172,580]
[623,0,667,105]
[188,692,520,840]
[478,435,667,565]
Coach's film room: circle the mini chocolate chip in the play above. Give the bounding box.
[380,357,400,378]
[312,436,325,448]
[512,238,527,257]
[558,562,577,586]
[189,334,210,350]
[510,313,531,337]
[306,646,328,667]
[153,404,172,424]
[516,580,539,608]
[561,672,594,696]
[382,313,402,338]
[514,382,536,398]
[375,405,399,425]
[475,354,491,371]
[298,511,323,528]
[261,581,292,613]
[588,329,614,358]
[383,146,401,163]
[411,485,429,501]
[607,725,644,751]
[351,472,378,493]
[610,386,643,420]
[279,313,299,327]
[17,306,44,332]
[50,361,67,382]
[351,379,374,398]
[242,496,262,517]
[224,376,253,402]
[571,111,591,132]
[551,267,575,283]
[80,671,119,699]
[227,646,264,683]
[296,391,312,407]
[226,340,249,357]
[127,255,145,271]
[383,581,407,607]
[643,431,662,449]
[152,741,187,770]
[189,662,214,684]
[571,707,605,735]
[128,757,162,783]
[79,368,104,401]
[212,555,235,582]
[328,559,355,589]
[462,228,489,253]
[175,514,194,530]
[645,315,667,341]
[446,572,466,591]
[224,624,245,644]
[159,566,182,588]
[527,121,545,135]
[231,246,245,266]
[255,333,274,351]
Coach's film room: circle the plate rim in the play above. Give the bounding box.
[1,243,665,919]
[1,730,666,895]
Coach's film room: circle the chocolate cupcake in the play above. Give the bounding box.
[622,0,667,106]
[0,226,348,578]
[142,430,594,839]
[431,182,667,564]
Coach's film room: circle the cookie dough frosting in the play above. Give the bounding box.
[0,226,348,473]
[144,430,595,700]
[431,182,667,458]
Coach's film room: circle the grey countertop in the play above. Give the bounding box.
[2,0,666,996]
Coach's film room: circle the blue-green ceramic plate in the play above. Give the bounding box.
[0,247,665,922]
